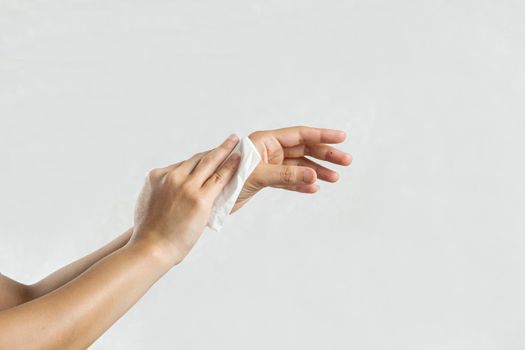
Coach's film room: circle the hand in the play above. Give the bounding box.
[129,134,242,265]
[231,126,352,213]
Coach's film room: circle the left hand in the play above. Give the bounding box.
[231,126,352,213]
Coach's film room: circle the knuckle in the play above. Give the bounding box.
[199,154,214,166]
[188,191,206,209]
[211,152,224,162]
[147,168,162,181]
[280,166,295,184]
[181,182,205,207]
[211,171,225,185]
[165,170,182,187]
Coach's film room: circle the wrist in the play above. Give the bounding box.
[125,233,185,268]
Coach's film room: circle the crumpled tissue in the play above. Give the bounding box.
[207,136,261,232]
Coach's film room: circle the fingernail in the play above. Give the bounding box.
[227,134,239,143]
[303,169,315,183]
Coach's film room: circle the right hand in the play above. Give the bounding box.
[129,134,241,265]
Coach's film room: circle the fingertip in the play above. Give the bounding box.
[328,129,346,143]
[343,153,353,166]
[225,133,240,147]
[227,133,239,142]
[299,183,320,193]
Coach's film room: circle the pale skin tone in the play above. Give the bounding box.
[0,126,352,349]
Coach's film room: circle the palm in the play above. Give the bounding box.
[231,126,352,214]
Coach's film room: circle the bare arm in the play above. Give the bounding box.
[1,126,351,311]
[0,127,351,348]
[0,239,172,349]
[0,134,242,349]
[0,228,133,311]
[28,227,133,299]
[0,274,31,312]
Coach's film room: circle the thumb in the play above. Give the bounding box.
[251,163,317,188]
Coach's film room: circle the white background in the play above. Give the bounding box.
[1,1,525,349]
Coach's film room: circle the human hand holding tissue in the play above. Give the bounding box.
[130,134,242,265]
[130,126,352,265]
[0,127,351,348]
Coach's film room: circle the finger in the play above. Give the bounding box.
[281,183,320,194]
[156,160,185,175]
[190,134,240,184]
[282,157,339,183]
[283,144,352,166]
[176,149,212,174]
[202,153,241,197]
[147,161,183,179]
[251,163,317,188]
[272,126,347,148]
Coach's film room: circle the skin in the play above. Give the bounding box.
[0,126,351,349]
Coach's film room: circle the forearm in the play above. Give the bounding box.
[0,238,175,350]
[28,227,133,299]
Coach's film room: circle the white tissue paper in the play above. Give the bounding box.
[207,136,261,232]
